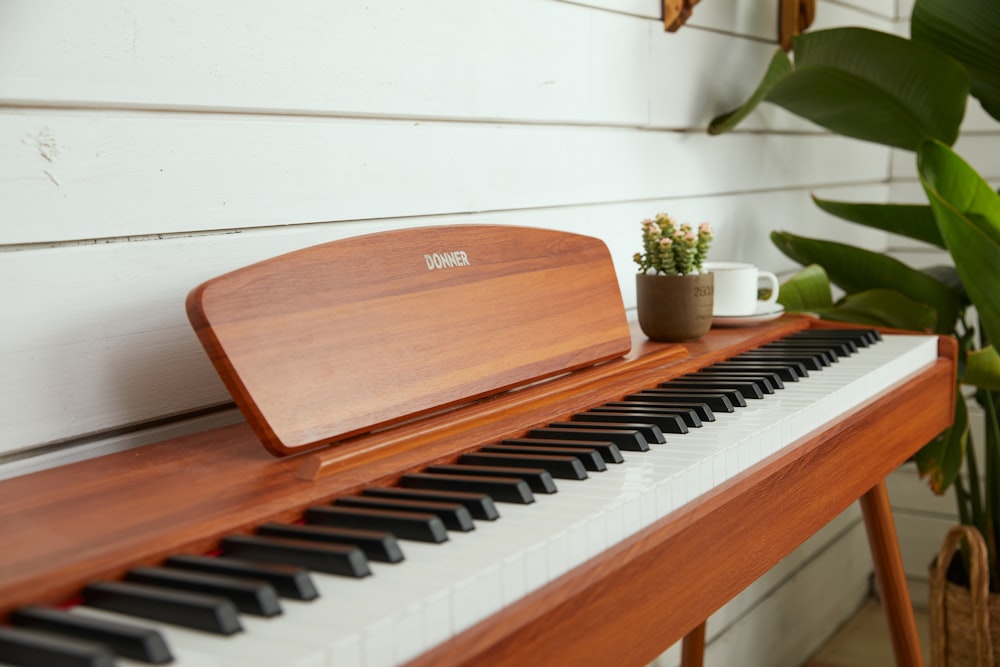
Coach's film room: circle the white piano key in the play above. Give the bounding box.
[117,646,220,667]
[70,605,326,667]
[499,551,527,605]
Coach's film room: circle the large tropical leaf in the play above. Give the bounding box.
[912,0,1000,123]
[966,346,1000,392]
[919,140,1000,347]
[829,289,938,331]
[770,230,961,333]
[709,27,969,150]
[775,264,832,312]
[707,50,793,136]
[914,392,969,494]
[812,197,945,249]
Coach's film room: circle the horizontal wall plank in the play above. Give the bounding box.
[0,0,678,127]
[888,465,955,517]
[834,0,898,20]
[894,512,954,584]
[811,2,897,30]
[0,0,882,131]
[0,182,888,457]
[685,0,780,38]
[0,109,891,245]
[890,133,1000,183]
[558,0,662,20]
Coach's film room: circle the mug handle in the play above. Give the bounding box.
[759,271,780,306]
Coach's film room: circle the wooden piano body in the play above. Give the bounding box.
[0,225,956,666]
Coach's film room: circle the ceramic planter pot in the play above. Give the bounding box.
[636,272,714,342]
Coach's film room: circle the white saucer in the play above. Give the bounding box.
[712,303,785,327]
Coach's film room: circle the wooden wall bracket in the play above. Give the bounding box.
[780,0,817,51]
[663,0,701,32]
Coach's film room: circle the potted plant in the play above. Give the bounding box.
[707,1,1000,662]
[633,213,714,342]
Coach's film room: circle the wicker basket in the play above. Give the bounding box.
[930,525,999,666]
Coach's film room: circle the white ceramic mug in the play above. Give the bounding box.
[703,261,780,317]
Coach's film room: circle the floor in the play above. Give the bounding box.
[803,598,932,667]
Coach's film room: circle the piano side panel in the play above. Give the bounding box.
[404,354,956,667]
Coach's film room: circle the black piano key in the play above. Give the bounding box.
[480,443,607,472]
[426,463,557,495]
[526,427,649,452]
[257,522,405,562]
[220,534,370,577]
[164,554,319,601]
[572,411,688,434]
[573,408,701,434]
[600,402,706,426]
[677,375,771,396]
[701,362,803,381]
[622,394,719,419]
[765,339,855,356]
[660,379,760,401]
[303,505,448,543]
[336,494,476,532]
[362,486,500,521]
[549,418,667,443]
[501,437,625,464]
[729,353,815,374]
[735,350,828,369]
[760,343,840,362]
[811,338,859,354]
[683,372,777,393]
[400,471,535,504]
[637,389,740,411]
[458,451,588,481]
[788,328,879,345]
[0,625,115,667]
[125,566,282,617]
[698,368,785,390]
[11,606,172,665]
[82,581,242,636]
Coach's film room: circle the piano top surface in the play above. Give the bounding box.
[0,315,827,616]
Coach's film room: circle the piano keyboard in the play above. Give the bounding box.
[0,330,939,667]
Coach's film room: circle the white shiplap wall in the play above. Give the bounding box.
[3,0,997,664]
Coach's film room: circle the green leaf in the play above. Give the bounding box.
[922,265,968,301]
[775,264,833,312]
[812,197,945,249]
[770,230,960,333]
[914,392,969,494]
[708,27,969,150]
[832,289,939,331]
[775,267,937,329]
[708,50,793,135]
[966,346,1000,391]
[919,140,1000,347]
[912,0,1000,123]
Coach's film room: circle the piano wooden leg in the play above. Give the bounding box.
[861,479,925,667]
[680,621,706,667]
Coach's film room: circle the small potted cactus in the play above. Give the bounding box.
[633,213,715,341]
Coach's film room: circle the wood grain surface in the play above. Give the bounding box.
[187,226,631,454]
